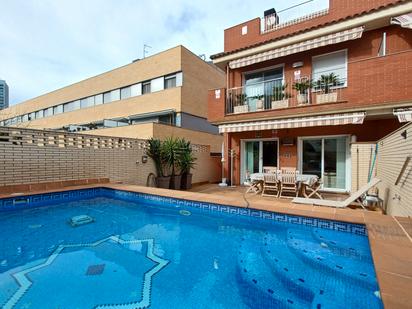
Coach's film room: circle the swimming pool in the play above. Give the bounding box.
[0,188,382,308]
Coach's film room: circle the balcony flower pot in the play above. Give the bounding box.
[156,176,171,189]
[315,73,340,104]
[234,104,249,114]
[297,94,309,105]
[271,99,289,109]
[256,99,264,111]
[316,92,338,104]
[170,174,182,190]
[180,173,193,190]
[293,79,312,105]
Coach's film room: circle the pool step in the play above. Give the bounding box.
[287,229,378,291]
[237,235,310,308]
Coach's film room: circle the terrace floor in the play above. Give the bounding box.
[1,182,411,308]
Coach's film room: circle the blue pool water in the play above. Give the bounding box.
[0,188,382,308]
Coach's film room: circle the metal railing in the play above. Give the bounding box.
[226,77,346,115]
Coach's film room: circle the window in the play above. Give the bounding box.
[44,107,53,117]
[312,50,347,88]
[28,112,35,120]
[103,92,111,103]
[142,81,151,94]
[63,100,80,112]
[35,110,44,119]
[95,94,103,105]
[120,86,131,99]
[164,75,177,89]
[81,96,94,108]
[131,83,141,96]
[53,105,63,115]
[22,114,29,122]
[151,77,164,92]
[111,89,120,101]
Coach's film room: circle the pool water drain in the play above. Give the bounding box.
[179,210,191,216]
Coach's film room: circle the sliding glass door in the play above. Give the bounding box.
[242,139,278,183]
[300,136,349,191]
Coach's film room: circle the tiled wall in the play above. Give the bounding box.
[0,127,220,190]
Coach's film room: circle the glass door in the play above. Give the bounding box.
[243,139,278,183]
[244,68,283,111]
[300,136,348,190]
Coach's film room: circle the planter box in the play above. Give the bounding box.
[256,99,264,111]
[233,104,249,114]
[180,173,193,190]
[316,92,338,104]
[271,99,289,110]
[297,94,309,105]
[170,175,182,190]
[156,176,171,189]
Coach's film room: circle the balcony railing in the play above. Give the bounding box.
[226,77,346,115]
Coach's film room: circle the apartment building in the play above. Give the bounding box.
[0,80,9,110]
[0,46,225,151]
[208,0,412,191]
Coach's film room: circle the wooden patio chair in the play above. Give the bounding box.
[262,171,279,197]
[279,168,299,198]
[263,166,277,174]
[303,178,323,199]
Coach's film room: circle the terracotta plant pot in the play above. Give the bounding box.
[316,92,338,104]
[180,173,193,190]
[170,175,182,190]
[271,99,289,109]
[156,176,171,189]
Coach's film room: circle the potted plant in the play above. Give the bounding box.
[178,139,196,190]
[233,93,248,114]
[293,79,312,105]
[315,73,340,104]
[161,137,182,190]
[146,138,170,189]
[271,84,291,109]
[253,94,265,111]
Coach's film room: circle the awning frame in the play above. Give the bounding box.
[229,26,364,69]
[219,112,366,133]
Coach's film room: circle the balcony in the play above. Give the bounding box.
[226,76,346,115]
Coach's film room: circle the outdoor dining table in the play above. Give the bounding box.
[248,172,320,197]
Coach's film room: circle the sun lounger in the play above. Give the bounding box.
[292,178,381,208]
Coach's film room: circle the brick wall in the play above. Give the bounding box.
[223,0,404,53]
[0,127,220,191]
[209,26,412,124]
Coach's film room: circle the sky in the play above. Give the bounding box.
[0,0,328,105]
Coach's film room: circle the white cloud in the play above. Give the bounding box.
[0,0,328,105]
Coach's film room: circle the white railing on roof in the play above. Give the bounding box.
[263,8,329,33]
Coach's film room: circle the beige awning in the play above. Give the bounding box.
[394,107,412,122]
[229,26,364,69]
[219,112,366,133]
[391,13,412,29]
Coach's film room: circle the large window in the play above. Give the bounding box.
[312,50,347,87]
[95,94,103,105]
[81,96,95,108]
[142,81,151,94]
[120,86,131,99]
[44,107,53,117]
[53,105,63,115]
[165,75,177,89]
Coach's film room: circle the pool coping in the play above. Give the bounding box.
[1,183,411,308]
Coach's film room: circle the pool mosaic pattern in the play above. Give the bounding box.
[0,188,383,308]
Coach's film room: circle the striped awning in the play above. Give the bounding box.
[229,26,364,69]
[219,112,366,133]
[391,13,412,29]
[393,107,412,122]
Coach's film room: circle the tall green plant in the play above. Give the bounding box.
[146,138,164,177]
[161,137,181,176]
[316,73,340,94]
[272,84,291,101]
[293,79,312,94]
[177,139,196,175]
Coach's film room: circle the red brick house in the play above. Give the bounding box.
[208,0,412,192]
